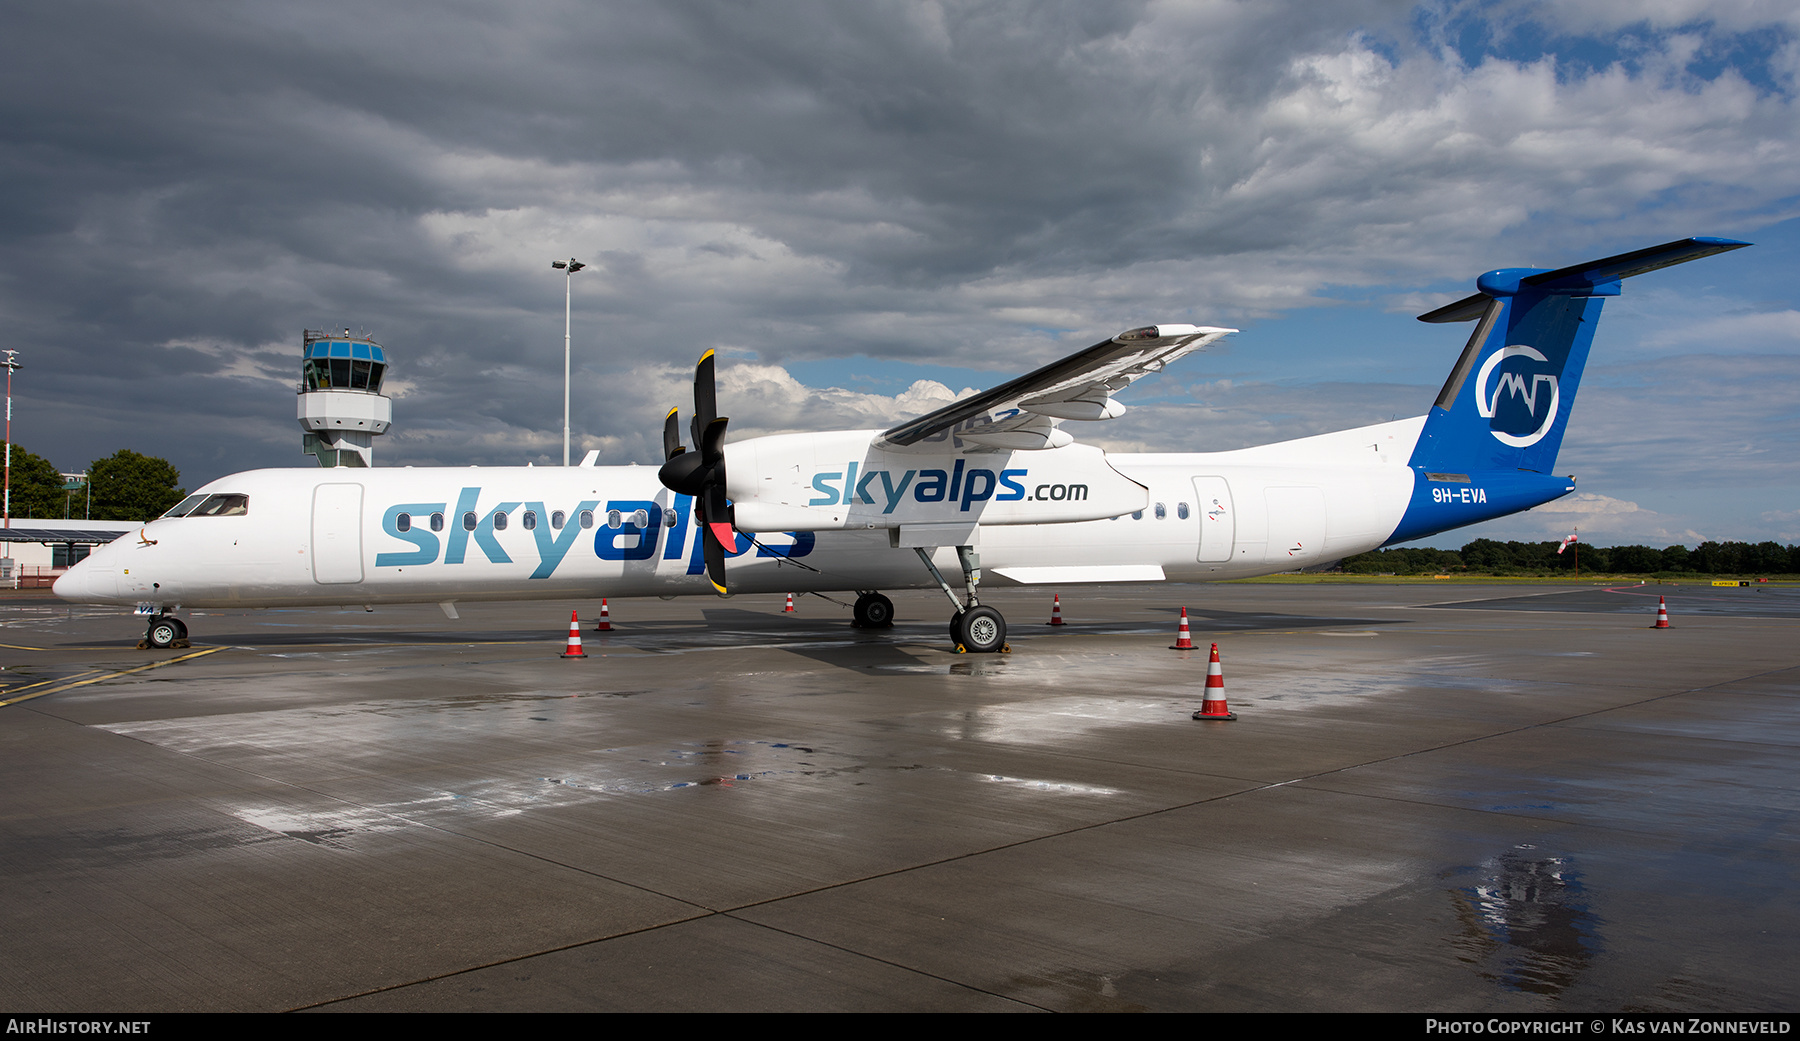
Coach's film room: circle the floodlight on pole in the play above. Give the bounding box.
[2,350,19,530]
[551,258,586,466]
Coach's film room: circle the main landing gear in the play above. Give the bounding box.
[916,545,1008,654]
[139,613,190,650]
[852,592,894,629]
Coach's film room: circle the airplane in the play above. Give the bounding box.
[54,236,1749,652]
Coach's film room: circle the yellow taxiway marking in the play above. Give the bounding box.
[0,646,227,708]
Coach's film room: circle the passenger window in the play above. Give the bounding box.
[663,508,678,528]
[579,510,594,529]
[430,512,444,532]
[1178,503,1190,520]
[1132,510,1143,520]
[493,511,508,530]
[462,512,477,531]
[1154,503,1166,520]
[551,511,565,530]
[396,513,412,532]
[607,509,622,528]
[631,509,649,528]
[522,511,537,530]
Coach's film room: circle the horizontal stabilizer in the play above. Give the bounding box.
[1418,236,1751,323]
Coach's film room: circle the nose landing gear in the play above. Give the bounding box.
[950,604,1007,654]
[139,613,190,650]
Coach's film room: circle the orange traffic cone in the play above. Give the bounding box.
[1192,643,1237,720]
[1170,606,1194,650]
[594,599,612,631]
[784,592,796,612]
[1652,595,1670,629]
[560,610,587,658]
[1047,594,1065,626]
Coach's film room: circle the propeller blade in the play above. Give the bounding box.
[693,489,732,595]
[702,521,728,594]
[663,407,684,461]
[692,350,717,446]
[703,481,732,542]
[700,415,728,464]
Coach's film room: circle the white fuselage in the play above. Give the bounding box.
[54,417,1424,610]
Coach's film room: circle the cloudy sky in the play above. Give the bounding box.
[3,0,1795,548]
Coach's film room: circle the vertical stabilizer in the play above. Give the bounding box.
[1386,237,1748,546]
[1407,236,1749,476]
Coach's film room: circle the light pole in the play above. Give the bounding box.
[550,258,586,466]
[2,350,19,530]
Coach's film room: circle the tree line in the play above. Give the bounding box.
[4,446,186,522]
[1342,538,1800,577]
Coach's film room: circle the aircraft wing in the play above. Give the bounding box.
[875,324,1235,452]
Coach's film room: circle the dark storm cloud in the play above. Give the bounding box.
[0,0,1794,503]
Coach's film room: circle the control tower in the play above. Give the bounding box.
[298,329,392,467]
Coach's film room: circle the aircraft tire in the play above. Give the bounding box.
[146,619,180,649]
[956,606,1006,653]
[171,618,189,641]
[853,593,895,629]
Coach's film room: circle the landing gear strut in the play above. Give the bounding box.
[916,546,1007,653]
[141,614,189,650]
[852,592,895,629]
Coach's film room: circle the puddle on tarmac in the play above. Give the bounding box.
[1446,844,1600,995]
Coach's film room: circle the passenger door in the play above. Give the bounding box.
[311,483,365,584]
[1192,476,1234,564]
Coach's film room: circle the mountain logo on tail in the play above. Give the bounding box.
[1476,344,1560,448]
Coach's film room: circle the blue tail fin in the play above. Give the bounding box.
[1407,236,1749,475]
[1386,236,1748,546]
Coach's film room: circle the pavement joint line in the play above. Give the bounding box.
[292,902,1044,1012]
[0,646,227,707]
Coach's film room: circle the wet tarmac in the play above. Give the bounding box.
[1,582,1794,1012]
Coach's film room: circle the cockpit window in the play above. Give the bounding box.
[162,494,208,519]
[189,494,249,517]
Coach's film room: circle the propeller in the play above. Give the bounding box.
[657,350,735,594]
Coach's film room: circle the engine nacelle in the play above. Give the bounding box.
[726,430,1147,535]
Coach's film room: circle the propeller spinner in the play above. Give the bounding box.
[657,350,736,594]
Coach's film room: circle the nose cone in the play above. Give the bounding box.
[54,554,115,603]
[52,566,82,601]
